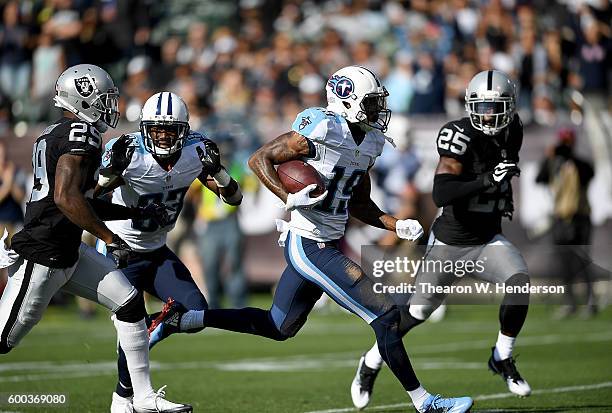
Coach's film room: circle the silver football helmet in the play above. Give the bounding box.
[465,70,516,136]
[54,64,120,131]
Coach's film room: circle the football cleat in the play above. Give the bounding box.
[488,347,531,397]
[110,392,133,413]
[351,353,381,409]
[147,298,186,349]
[133,385,192,413]
[418,394,473,413]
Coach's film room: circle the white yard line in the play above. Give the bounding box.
[1,331,610,382]
[304,381,612,413]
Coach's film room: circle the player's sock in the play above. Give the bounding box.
[113,318,155,401]
[204,307,289,340]
[364,342,384,370]
[179,310,204,331]
[493,331,516,361]
[115,346,134,397]
[371,308,421,391]
[407,386,431,412]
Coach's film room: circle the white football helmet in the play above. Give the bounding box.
[140,92,190,157]
[54,64,120,131]
[326,66,391,132]
[465,70,516,136]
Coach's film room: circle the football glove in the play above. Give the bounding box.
[486,161,520,186]
[395,219,424,241]
[106,234,133,269]
[197,140,222,175]
[134,201,173,228]
[101,134,135,177]
[284,184,328,212]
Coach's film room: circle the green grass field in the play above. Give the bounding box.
[1,297,611,413]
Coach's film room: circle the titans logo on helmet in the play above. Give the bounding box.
[328,75,354,98]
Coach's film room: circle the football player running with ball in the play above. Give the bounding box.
[95,91,242,413]
[0,65,191,412]
[350,70,531,410]
[150,66,474,413]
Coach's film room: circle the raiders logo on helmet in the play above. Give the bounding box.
[74,76,94,97]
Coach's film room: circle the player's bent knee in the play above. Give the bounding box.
[371,307,403,339]
[408,304,436,321]
[114,291,146,323]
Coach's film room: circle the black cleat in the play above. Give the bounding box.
[351,353,381,409]
[488,347,531,396]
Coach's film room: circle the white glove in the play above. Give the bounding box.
[284,184,328,212]
[396,219,424,241]
[489,161,520,185]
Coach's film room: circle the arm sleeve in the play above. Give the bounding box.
[87,198,137,221]
[432,173,491,207]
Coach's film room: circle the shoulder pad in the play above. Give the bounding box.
[292,107,330,135]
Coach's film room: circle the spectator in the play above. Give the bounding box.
[0,140,26,238]
[0,1,31,105]
[194,138,247,309]
[536,128,596,318]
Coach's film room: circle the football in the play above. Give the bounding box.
[277,160,326,197]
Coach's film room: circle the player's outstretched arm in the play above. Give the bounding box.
[248,131,312,203]
[54,153,115,244]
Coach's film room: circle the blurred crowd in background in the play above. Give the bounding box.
[1,0,610,131]
[0,0,611,312]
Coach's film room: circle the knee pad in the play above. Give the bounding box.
[269,312,300,341]
[114,292,146,323]
[0,341,13,354]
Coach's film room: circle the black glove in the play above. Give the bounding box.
[102,134,135,176]
[197,139,222,175]
[106,234,133,269]
[134,201,172,228]
[484,161,520,187]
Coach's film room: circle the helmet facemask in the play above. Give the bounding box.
[357,88,391,132]
[92,88,120,128]
[466,96,514,135]
[141,121,190,158]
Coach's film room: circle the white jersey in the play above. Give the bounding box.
[289,107,387,241]
[101,131,207,251]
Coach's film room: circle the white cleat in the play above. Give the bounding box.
[507,376,532,397]
[111,392,134,413]
[351,354,381,409]
[132,386,192,413]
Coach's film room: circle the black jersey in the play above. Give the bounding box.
[11,118,103,268]
[432,114,523,245]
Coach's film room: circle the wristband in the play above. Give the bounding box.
[213,169,231,187]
